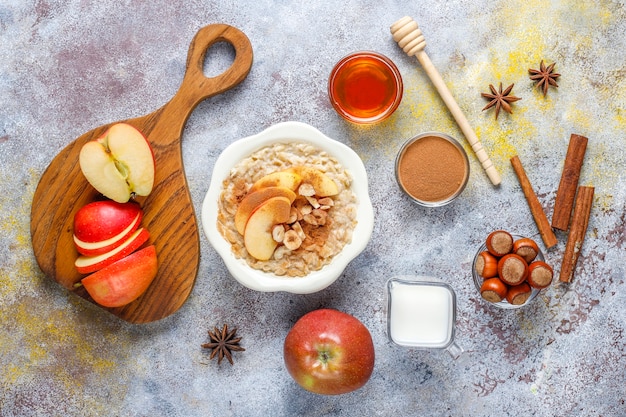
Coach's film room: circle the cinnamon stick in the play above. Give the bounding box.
[510,155,558,249]
[552,134,588,230]
[559,185,594,283]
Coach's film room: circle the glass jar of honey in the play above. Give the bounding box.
[328,51,403,124]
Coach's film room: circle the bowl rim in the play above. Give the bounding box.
[472,234,542,309]
[201,121,374,294]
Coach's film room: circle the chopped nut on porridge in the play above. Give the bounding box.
[291,221,306,241]
[272,224,285,243]
[216,142,358,277]
[298,183,316,197]
[283,230,303,251]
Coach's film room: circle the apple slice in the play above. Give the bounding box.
[73,200,143,256]
[74,228,150,274]
[81,245,158,308]
[286,166,339,197]
[248,171,302,194]
[244,196,291,261]
[79,123,155,203]
[235,186,297,235]
[74,212,141,256]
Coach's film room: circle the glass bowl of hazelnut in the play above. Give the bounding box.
[472,231,553,309]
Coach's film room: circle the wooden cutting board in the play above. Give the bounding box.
[30,24,254,323]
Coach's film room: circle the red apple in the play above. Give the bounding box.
[79,123,155,203]
[73,200,143,256]
[283,309,375,395]
[74,228,150,274]
[81,245,158,308]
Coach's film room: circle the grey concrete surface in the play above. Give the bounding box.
[1,1,625,416]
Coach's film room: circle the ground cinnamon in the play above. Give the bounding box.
[559,185,594,283]
[397,135,469,203]
[552,134,588,230]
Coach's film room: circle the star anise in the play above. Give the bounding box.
[528,60,560,96]
[481,82,521,119]
[202,324,245,365]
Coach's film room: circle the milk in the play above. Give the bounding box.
[387,279,455,348]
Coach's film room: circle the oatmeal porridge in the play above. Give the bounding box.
[216,142,358,277]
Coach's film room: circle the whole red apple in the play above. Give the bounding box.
[283,308,375,395]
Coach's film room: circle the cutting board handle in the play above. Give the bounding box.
[154,24,254,146]
[184,23,254,103]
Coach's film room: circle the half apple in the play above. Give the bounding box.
[79,123,155,203]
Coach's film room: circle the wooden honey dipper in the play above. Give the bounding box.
[390,16,501,186]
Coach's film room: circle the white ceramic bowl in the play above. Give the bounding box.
[201,121,374,293]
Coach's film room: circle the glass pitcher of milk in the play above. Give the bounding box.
[386,276,463,359]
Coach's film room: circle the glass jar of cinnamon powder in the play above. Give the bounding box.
[395,132,469,207]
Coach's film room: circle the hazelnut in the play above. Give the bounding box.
[480,277,508,303]
[506,282,532,305]
[513,237,539,263]
[475,251,498,278]
[497,253,528,286]
[486,230,513,257]
[527,261,554,289]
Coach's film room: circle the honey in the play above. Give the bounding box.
[328,51,403,124]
